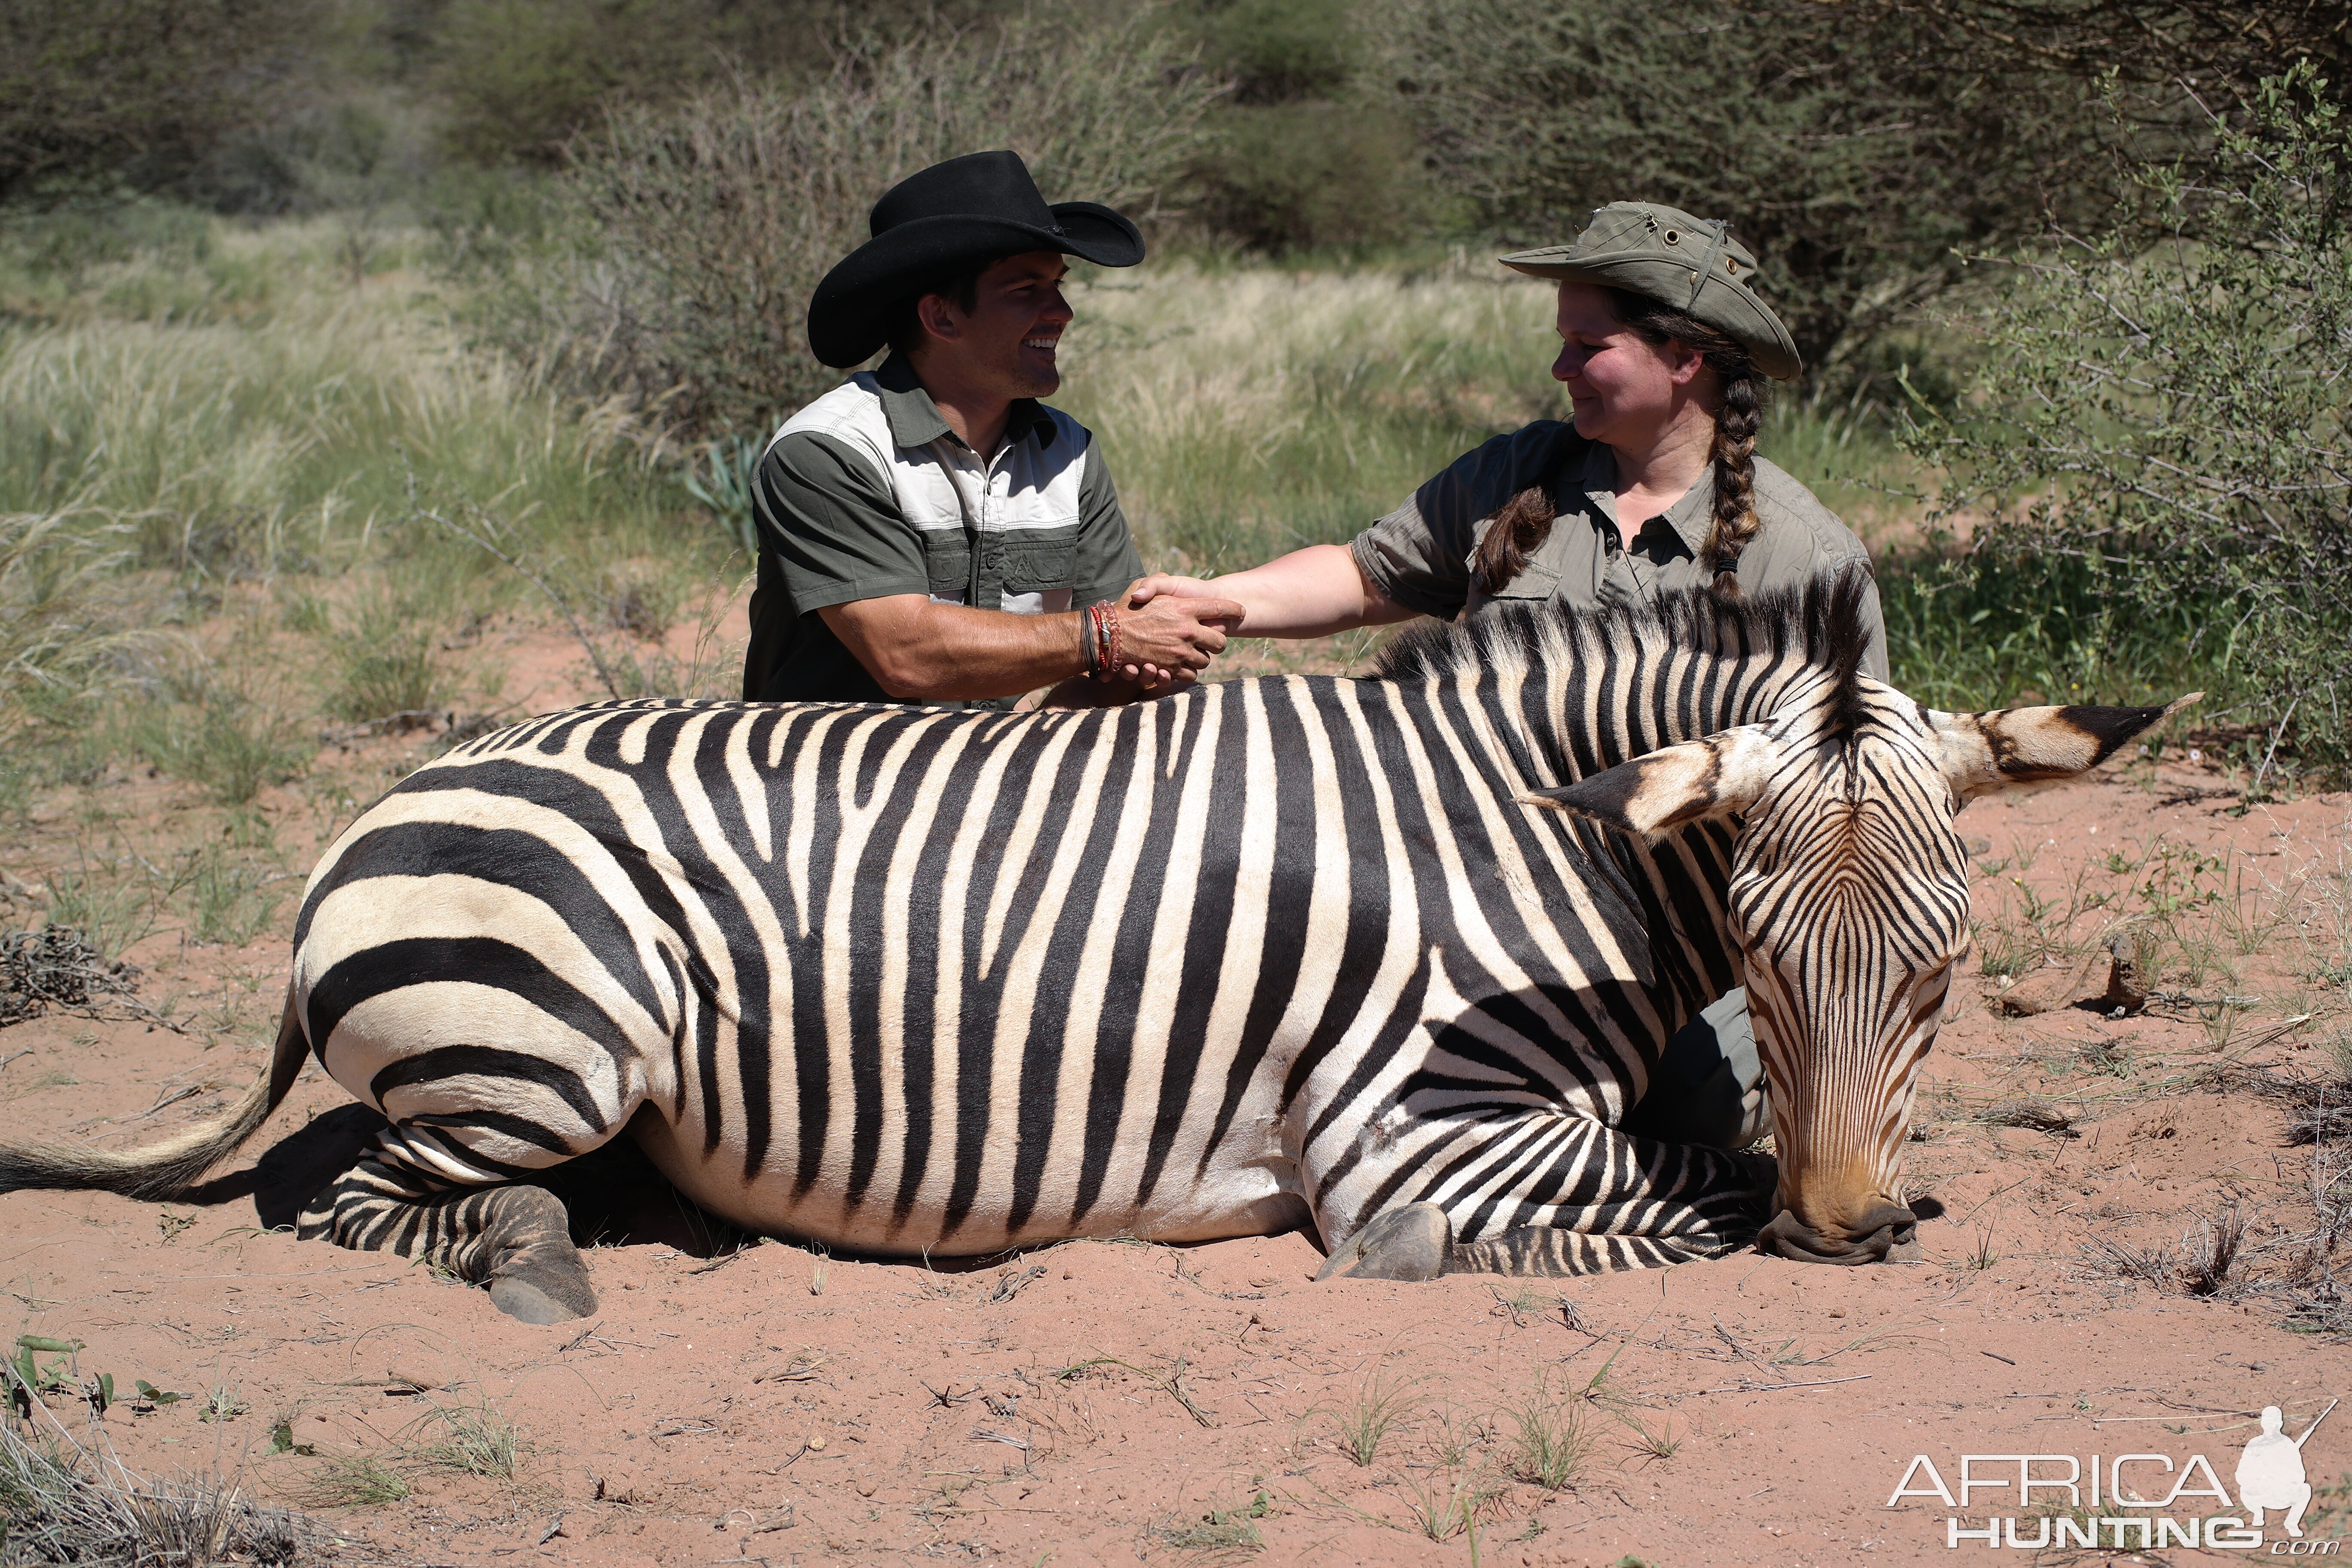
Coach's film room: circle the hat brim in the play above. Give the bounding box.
[808,203,1144,368]
[1500,251,1803,381]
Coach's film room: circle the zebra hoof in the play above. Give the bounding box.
[480,1186,598,1323]
[1316,1202,1452,1283]
[489,1274,592,1325]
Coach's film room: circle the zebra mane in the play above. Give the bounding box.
[1372,566,1877,732]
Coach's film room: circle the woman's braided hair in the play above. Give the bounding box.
[1472,285,1767,599]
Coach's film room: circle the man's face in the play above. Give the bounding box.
[916,252,1074,400]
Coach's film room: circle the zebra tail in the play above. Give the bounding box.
[0,982,310,1201]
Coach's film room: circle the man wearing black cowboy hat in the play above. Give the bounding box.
[741,150,1242,707]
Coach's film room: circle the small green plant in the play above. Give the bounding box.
[1506,1378,1592,1490]
[1429,1406,1488,1466]
[1966,1229,2001,1271]
[132,697,307,806]
[41,861,157,963]
[301,1452,410,1507]
[4,1336,84,1417]
[410,1397,523,1480]
[134,1379,187,1411]
[1620,1409,1681,1461]
[1159,1487,1275,1551]
[1329,1366,1425,1467]
[333,622,445,725]
[1390,1464,1501,1544]
[197,1384,248,1423]
[276,590,331,637]
[184,846,282,946]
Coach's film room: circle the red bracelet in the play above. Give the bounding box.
[1088,603,1112,680]
[1105,606,1121,681]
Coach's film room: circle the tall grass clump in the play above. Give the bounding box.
[1054,259,1557,572]
[129,693,309,806]
[0,506,181,800]
[497,2,1225,440]
[0,217,682,582]
[1901,69,2352,782]
[0,1415,311,1562]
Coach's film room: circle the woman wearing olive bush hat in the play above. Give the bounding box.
[1125,201,1887,1150]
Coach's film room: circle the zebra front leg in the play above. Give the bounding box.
[1448,1227,1729,1275]
[1309,1109,1777,1283]
[297,1148,597,1324]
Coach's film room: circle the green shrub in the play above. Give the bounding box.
[185,847,283,947]
[333,612,446,724]
[132,697,309,805]
[0,0,324,201]
[1187,101,1452,255]
[1899,68,2352,781]
[1380,0,2135,374]
[518,3,1226,437]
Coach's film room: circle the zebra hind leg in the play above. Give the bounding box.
[297,1150,597,1324]
[1313,1202,1453,1283]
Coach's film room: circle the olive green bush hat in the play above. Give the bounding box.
[1500,202,1802,380]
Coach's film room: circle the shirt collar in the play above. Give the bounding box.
[1579,443,1715,555]
[874,353,1056,453]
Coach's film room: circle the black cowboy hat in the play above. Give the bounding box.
[806,150,1145,369]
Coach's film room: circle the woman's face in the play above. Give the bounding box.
[1550,282,1706,447]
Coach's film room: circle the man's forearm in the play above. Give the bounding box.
[823,600,1084,701]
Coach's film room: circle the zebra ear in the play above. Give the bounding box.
[1518,726,1776,839]
[1926,692,2201,804]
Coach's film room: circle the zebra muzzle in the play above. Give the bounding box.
[1755,1202,1918,1265]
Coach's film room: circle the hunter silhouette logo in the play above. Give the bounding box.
[2239,1404,2325,1538]
[1886,1397,2338,1551]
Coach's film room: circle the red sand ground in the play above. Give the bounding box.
[3,628,2349,1566]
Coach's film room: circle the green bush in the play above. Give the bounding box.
[332,595,447,723]
[430,0,723,167]
[131,697,308,805]
[0,0,325,202]
[1898,68,2352,781]
[1380,0,2133,374]
[507,3,1226,437]
[1186,102,1452,255]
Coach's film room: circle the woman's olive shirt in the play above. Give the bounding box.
[1350,421,1889,680]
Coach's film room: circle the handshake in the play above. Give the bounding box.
[1092,574,1247,691]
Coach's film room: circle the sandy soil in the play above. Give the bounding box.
[3,632,2349,1566]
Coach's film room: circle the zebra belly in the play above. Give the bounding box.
[624,1106,1312,1256]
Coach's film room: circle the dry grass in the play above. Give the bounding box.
[0,1409,315,1561]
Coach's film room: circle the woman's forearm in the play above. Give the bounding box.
[1130,544,1416,639]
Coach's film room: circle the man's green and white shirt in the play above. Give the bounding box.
[742,354,1143,706]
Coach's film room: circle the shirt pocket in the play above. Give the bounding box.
[999,538,1076,593]
[1465,519,1562,602]
[922,532,971,601]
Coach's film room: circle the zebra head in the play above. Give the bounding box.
[1527,679,2199,1265]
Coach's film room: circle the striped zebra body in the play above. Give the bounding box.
[294,631,1802,1274]
[2,574,2193,1316]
